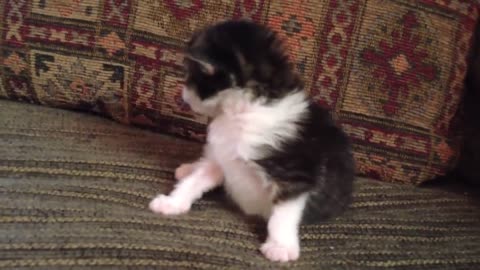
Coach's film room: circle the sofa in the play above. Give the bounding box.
[1,0,480,269]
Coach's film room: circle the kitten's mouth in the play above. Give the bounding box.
[180,100,193,112]
[182,99,201,115]
[182,86,227,118]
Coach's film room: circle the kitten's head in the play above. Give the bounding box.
[182,20,303,116]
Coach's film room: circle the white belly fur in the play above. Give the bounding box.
[206,114,275,218]
[203,90,308,219]
[221,160,275,218]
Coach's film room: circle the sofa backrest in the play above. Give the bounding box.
[0,0,478,185]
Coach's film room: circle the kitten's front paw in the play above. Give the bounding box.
[175,163,195,180]
[260,239,300,262]
[149,195,190,215]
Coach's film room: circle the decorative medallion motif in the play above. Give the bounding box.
[360,11,438,116]
[164,0,203,20]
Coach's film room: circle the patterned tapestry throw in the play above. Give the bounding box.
[0,0,478,184]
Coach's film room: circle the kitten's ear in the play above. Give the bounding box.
[185,54,215,75]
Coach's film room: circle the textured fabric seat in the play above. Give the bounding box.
[0,100,479,270]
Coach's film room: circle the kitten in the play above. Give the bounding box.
[149,20,355,262]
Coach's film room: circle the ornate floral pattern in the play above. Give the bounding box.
[3,52,27,75]
[98,32,126,56]
[360,11,438,116]
[267,0,327,91]
[268,1,315,63]
[30,50,128,121]
[233,0,267,21]
[32,0,99,21]
[0,0,478,184]
[164,0,203,20]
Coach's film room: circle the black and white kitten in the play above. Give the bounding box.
[149,20,355,262]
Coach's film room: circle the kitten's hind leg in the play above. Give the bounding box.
[175,163,196,180]
[260,193,308,262]
[150,160,224,215]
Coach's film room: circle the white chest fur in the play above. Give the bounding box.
[204,89,309,218]
[206,114,275,218]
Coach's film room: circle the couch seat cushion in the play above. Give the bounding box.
[0,100,479,269]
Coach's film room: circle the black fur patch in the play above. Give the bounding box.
[255,104,355,224]
[185,20,355,224]
[184,20,303,101]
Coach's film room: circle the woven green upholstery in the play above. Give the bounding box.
[0,100,479,269]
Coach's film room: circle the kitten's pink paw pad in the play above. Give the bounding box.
[260,240,299,262]
[175,163,195,180]
[149,195,190,215]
